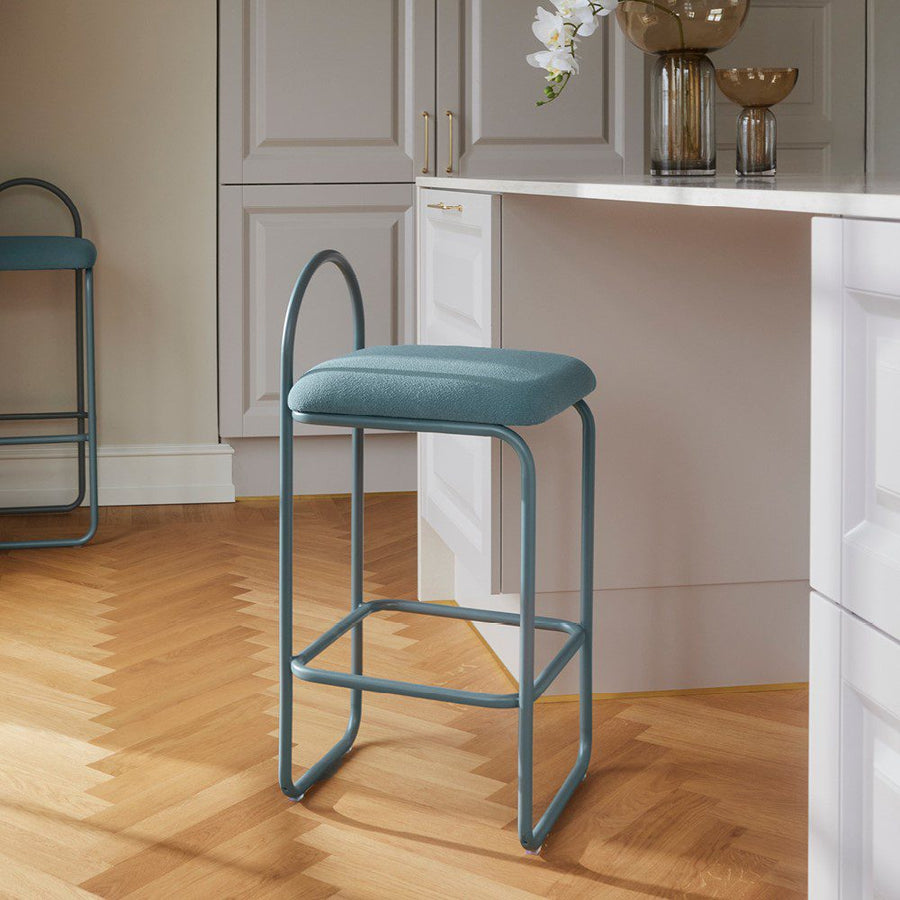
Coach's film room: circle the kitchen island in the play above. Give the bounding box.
[416,174,900,897]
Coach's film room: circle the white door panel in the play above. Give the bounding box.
[418,189,500,598]
[842,220,900,643]
[840,611,900,899]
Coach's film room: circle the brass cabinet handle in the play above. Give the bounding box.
[426,202,463,212]
[444,110,454,174]
[421,111,430,174]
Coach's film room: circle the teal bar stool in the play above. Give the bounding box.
[0,178,98,549]
[279,250,596,852]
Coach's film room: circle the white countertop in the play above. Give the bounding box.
[418,174,900,220]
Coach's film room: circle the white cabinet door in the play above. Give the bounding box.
[810,592,900,900]
[219,184,414,437]
[219,0,436,184]
[840,611,900,899]
[810,217,900,641]
[841,220,900,643]
[435,0,643,178]
[417,188,500,597]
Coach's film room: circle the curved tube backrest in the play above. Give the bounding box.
[0,177,83,237]
[280,249,366,408]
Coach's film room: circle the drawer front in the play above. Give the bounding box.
[417,188,500,597]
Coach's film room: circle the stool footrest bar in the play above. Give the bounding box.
[0,433,88,446]
[291,598,584,708]
[0,411,87,421]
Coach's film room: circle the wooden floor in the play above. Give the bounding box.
[0,496,807,899]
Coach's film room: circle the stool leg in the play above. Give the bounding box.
[511,432,538,850]
[81,269,99,545]
[278,412,363,799]
[347,426,364,736]
[73,269,87,509]
[575,399,595,767]
[513,400,595,851]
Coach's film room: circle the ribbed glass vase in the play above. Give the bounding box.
[616,0,750,176]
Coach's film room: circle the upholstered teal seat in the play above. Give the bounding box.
[288,344,596,426]
[0,235,97,271]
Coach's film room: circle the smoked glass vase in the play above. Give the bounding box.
[616,0,751,176]
[716,68,799,176]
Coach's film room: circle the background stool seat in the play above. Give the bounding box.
[0,235,97,271]
[288,344,596,426]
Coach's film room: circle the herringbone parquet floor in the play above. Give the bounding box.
[0,495,807,899]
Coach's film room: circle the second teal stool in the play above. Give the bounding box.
[0,178,98,549]
[279,250,596,852]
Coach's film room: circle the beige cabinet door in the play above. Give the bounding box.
[435,0,644,178]
[219,184,414,437]
[867,0,900,175]
[219,0,437,183]
[714,0,866,175]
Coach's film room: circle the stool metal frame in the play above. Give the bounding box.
[279,250,595,851]
[0,178,98,549]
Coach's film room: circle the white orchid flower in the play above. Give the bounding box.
[597,0,620,15]
[550,0,598,35]
[526,47,580,77]
[532,7,574,51]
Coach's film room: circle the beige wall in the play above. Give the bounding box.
[0,0,218,447]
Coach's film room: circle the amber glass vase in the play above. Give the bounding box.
[716,68,799,175]
[616,0,750,176]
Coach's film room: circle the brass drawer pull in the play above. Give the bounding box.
[426,202,464,212]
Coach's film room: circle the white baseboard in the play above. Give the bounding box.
[0,443,235,507]
[230,434,417,497]
[462,580,810,695]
